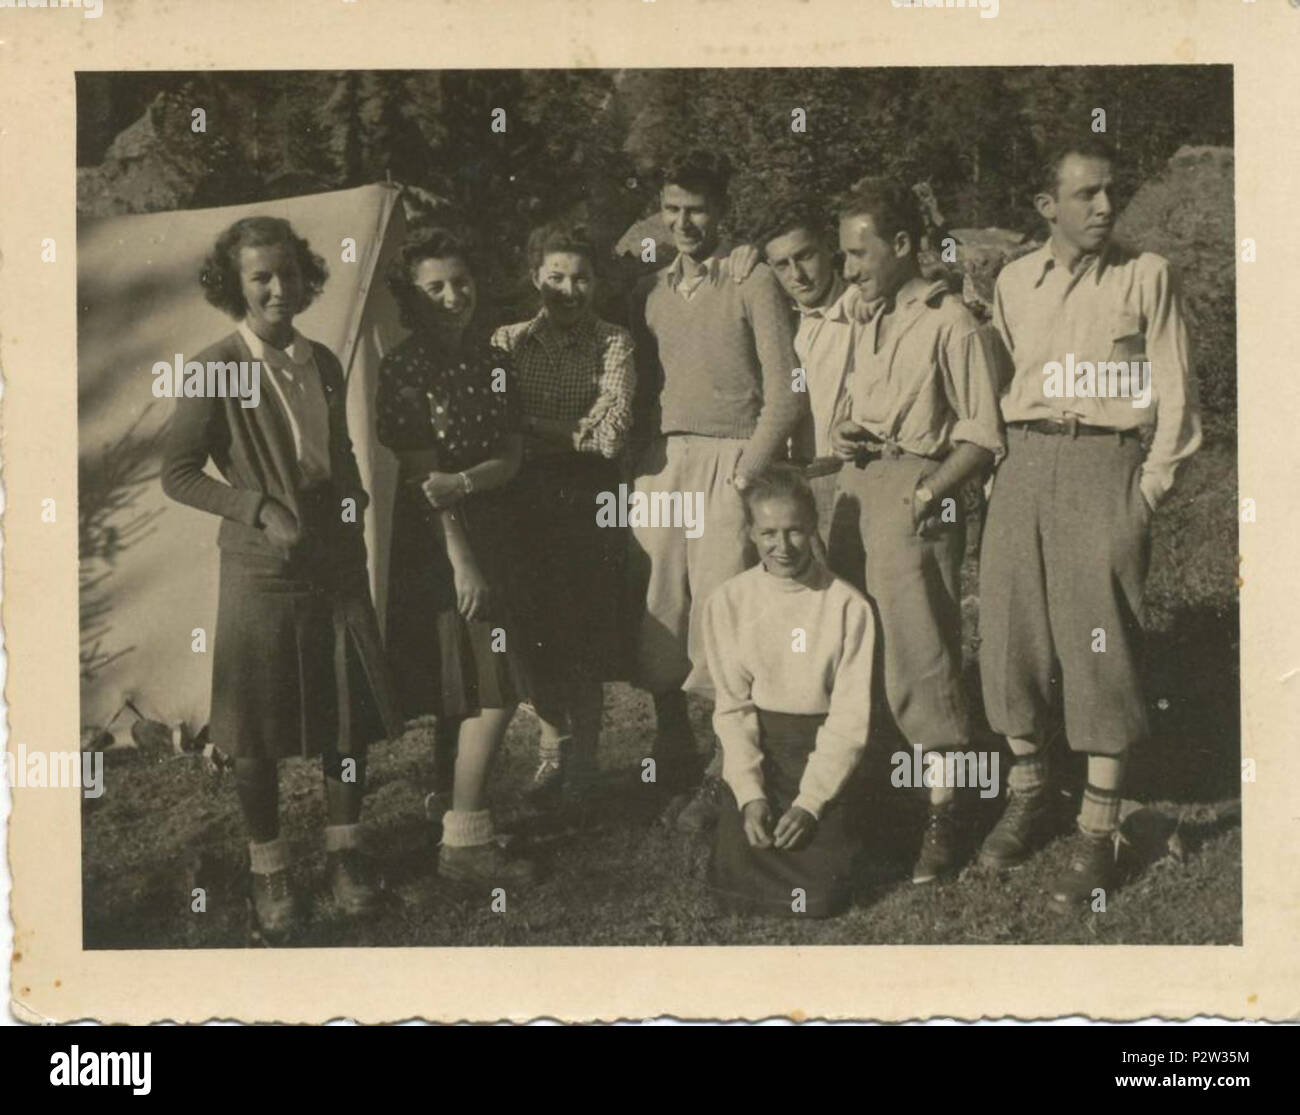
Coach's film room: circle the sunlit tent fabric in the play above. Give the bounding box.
[79,183,409,744]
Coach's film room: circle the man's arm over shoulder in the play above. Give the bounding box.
[737,262,806,477]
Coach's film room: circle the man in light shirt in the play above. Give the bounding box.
[976,135,1202,906]
[749,200,861,548]
[827,177,1007,885]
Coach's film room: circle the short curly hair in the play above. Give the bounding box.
[199,216,328,320]
[526,219,599,274]
[750,197,832,257]
[387,226,477,331]
[659,149,732,209]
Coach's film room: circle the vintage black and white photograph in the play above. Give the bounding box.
[73,64,1239,951]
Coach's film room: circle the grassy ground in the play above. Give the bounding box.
[82,444,1240,949]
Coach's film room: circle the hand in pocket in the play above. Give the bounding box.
[257,497,301,550]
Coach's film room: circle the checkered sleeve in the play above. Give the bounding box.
[573,324,636,459]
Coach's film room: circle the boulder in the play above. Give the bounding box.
[1116,144,1235,433]
[920,226,1040,319]
[76,88,241,219]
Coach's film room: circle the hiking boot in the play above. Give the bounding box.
[248,838,297,942]
[978,786,1054,869]
[1049,830,1118,908]
[912,800,964,884]
[327,850,379,916]
[250,868,297,942]
[675,775,725,835]
[439,841,539,886]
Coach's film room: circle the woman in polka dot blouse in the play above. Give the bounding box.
[376,227,535,886]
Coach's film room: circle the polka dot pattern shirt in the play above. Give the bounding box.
[375,332,521,472]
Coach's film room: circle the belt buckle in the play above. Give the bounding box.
[1063,415,1079,439]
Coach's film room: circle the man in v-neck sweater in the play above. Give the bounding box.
[625,150,805,811]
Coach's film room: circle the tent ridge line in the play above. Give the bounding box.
[338,182,403,383]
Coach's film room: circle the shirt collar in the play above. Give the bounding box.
[859,275,948,321]
[668,245,728,289]
[1033,236,1117,287]
[1028,240,1057,287]
[238,319,314,366]
[523,308,598,349]
[897,276,951,310]
[797,273,849,319]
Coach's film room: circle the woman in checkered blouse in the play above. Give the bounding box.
[492,220,637,812]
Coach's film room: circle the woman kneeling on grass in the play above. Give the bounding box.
[700,464,875,918]
[162,216,403,943]
[376,227,536,886]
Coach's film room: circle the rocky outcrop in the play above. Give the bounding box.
[76,88,243,219]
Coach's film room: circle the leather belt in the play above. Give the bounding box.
[1010,418,1140,440]
[798,456,844,479]
[848,440,933,467]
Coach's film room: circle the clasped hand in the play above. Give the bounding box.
[741,799,817,851]
[421,470,465,510]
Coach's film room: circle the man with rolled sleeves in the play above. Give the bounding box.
[626,150,806,830]
[977,135,1202,906]
[826,178,1007,884]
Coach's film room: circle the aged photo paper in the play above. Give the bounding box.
[1,0,1296,1023]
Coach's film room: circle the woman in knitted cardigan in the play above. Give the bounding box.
[161,216,401,942]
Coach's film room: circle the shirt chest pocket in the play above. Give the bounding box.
[1107,310,1147,364]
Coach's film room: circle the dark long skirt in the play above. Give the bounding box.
[385,484,530,720]
[512,452,625,688]
[707,710,860,919]
[210,487,402,762]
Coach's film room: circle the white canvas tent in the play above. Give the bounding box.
[78,183,409,743]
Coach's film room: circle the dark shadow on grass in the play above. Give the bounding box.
[1129,604,1241,803]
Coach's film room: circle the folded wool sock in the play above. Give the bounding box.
[248,836,291,875]
[1078,784,1122,838]
[1006,751,1048,796]
[442,809,495,848]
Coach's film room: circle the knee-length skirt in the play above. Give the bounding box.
[385,485,530,721]
[210,544,402,763]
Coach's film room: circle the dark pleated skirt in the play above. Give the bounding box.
[707,710,860,919]
[385,484,530,721]
[512,452,626,687]
[210,488,403,762]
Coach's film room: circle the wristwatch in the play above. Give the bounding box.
[459,471,474,495]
